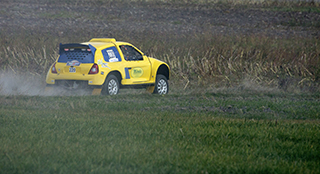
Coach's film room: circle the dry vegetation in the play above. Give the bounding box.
[0,0,319,93]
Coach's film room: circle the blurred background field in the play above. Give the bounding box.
[1,0,320,94]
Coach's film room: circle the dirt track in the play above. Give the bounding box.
[1,1,320,38]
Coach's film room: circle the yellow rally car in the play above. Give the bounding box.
[45,38,170,95]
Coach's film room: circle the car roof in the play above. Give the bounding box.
[81,38,133,49]
[81,41,132,49]
[81,42,114,49]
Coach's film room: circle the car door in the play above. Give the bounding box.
[119,45,151,84]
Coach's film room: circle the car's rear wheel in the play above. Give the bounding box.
[102,75,119,95]
[154,74,169,95]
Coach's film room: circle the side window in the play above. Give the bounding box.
[120,45,143,61]
[101,46,121,62]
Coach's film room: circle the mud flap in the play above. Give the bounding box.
[92,88,102,95]
[146,86,155,94]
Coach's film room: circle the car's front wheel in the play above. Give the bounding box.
[102,75,119,95]
[154,74,169,95]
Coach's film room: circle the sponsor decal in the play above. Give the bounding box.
[97,59,110,69]
[66,60,81,66]
[102,63,110,68]
[97,59,103,65]
[109,58,119,62]
[131,67,143,78]
[106,50,119,62]
[107,50,116,59]
[102,47,121,62]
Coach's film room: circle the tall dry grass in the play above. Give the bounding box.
[1,46,57,77]
[1,32,319,92]
[157,35,319,91]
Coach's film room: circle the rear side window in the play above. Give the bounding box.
[58,44,94,63]
[101,46,121,62]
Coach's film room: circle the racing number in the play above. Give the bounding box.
[69,67,76,73]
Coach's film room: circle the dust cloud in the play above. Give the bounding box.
[0,72,45,95]
[0,71,90,96]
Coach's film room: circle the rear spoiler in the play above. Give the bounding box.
[59,43,96,57]
[89,38,116,43]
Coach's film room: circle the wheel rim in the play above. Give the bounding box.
[108,79,118,95]
[157,79,168,94]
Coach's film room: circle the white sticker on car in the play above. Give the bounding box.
[107,50,116,59]
[109,58,119,62]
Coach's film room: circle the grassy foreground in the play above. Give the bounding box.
[0,92,319,173]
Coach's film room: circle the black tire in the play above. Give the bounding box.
[153,74,169,95]
[102,75,119,95]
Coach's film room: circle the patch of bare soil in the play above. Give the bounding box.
[1,1,319,38]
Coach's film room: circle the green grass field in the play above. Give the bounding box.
[1,93,319,173]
